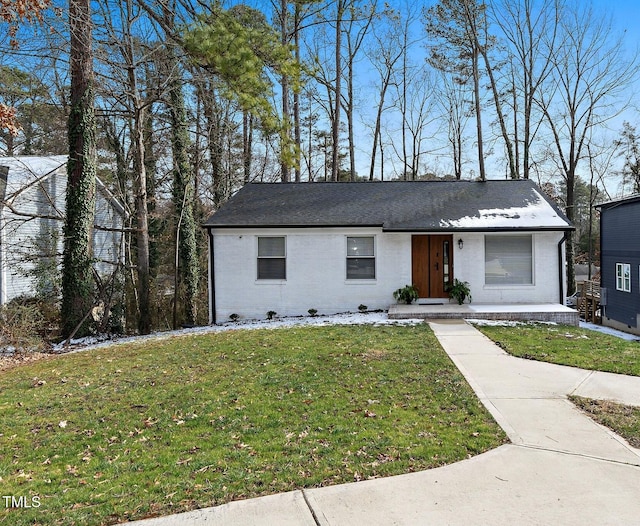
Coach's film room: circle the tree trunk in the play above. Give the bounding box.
[479,46,517,179]
[472,47,486,181]
[369,78,390,181]
[122,0,152,334]
[280,0,290,183]
[202,83,225,206]
[293,3,301,182]
[331,1,343,182]
[61,0,97,338]
[243,110,253,184]
[132,106,151,334]
[143,82,160,279]
[347,55,356,181]
[167,56,199,327]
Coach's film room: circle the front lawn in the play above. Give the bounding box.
[0,324,506,525]
[475,323,640,376]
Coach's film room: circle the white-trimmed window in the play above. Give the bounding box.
[616,263,631,292]
[485,234,533,285]
[346,236,375,280]
[257,236,286,280]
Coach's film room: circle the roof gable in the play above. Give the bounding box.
[0,156,67,200]
[596,194,640,210]
[0,156,126,217]
[204,180,572,232]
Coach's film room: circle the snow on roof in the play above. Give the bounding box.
[439,189,569,229]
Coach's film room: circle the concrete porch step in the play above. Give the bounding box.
[388,303,580,325]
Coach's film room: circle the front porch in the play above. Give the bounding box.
[388,303,579,326]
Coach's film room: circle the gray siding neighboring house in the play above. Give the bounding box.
[597,195,640,335]
[0,156,126,305]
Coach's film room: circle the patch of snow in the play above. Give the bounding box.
[53,312,425,354]
[439,189,568,229]
[579,322,640,341]
[469,318,640,342]
[467,319,557,327]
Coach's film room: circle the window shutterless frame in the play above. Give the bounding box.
[257,236,286,280]
[484,234,533,285]
[346,236,375,280]
[616,263,630,292]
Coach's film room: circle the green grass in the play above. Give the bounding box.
[570,396,640,448]
[0,324,506,525]
[475,323,640,376]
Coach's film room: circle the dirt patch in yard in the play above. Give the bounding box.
[0,352,52,372]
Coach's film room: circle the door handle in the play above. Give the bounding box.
[435,262,439,270]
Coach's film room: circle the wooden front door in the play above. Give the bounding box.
[411,235,453,298]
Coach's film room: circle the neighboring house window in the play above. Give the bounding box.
[616,263,631,292]
[257,236,286,280]
[485,235,533,285]
[346,236,375,279]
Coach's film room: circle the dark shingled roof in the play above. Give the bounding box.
[203,180,573,232]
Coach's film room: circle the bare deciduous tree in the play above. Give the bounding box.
[426,0,487,181]
[538,1,639,293]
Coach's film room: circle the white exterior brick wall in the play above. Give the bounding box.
[209,228,567,323]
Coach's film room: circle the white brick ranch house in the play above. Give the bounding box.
[203,180,574,324]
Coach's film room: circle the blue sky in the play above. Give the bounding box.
[598,0,640,49]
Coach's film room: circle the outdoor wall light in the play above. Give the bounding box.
[458,238,464,249]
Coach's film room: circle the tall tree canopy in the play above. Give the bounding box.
[183,5,299,135]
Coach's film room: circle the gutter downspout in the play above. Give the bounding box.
[208,228,216,325]
[558,231,569,305]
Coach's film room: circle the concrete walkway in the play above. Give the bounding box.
[126,320,640,526]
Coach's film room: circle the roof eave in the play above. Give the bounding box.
[595,194,640,209]
[203,223,384,229]
[204,223,574,232]
[383,226,575,232]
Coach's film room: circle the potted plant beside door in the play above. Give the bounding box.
[393,285,419,304]
[447,279,472,305]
